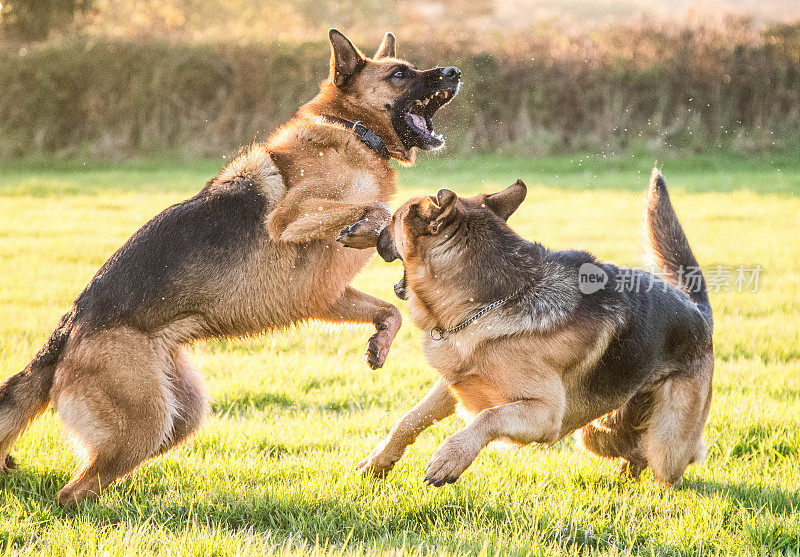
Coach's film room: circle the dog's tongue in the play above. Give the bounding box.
[407,113,427,131]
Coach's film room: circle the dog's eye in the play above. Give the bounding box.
[391,69,407,79]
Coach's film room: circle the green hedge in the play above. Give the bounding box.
[1,21,799,158]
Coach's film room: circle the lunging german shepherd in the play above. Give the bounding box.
[0,29,460,505]
[354,170,713,487]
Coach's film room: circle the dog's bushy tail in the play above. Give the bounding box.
[0,312,72,470]
[645,168,713,329]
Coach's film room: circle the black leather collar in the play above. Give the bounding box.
[321,115,391,160]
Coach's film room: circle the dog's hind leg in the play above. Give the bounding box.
[577,421,647,479]
[52,329,176,506]
[575,391,652,478]
[155,348,209,456]
[641,361,712,488]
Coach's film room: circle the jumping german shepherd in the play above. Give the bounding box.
[0,29,460,505]
[354,170,713,487]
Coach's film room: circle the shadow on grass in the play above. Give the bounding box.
[71,493,691,554]
[211,391,296,415]
[211,390,392,417]
[686,478,800,516]
[98,491,736,554]
[0,465,69,506]
[5,463,795,553]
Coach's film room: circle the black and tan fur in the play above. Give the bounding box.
[354,169,714,487]
[0,29,460,505]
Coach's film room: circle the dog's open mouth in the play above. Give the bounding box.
[403,88,455,148]
[394,272,408,300]
[393,85,458,150]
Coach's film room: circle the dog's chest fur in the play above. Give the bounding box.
[418,300,616,422]
[346,171,381,201]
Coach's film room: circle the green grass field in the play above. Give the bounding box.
[0,154,798,555]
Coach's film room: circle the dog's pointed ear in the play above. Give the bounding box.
[329,29,366,87]
[374,32,396,59]
[428,189,457,234]
[485,179,527,220]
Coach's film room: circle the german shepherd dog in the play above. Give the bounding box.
[354,170,713,487]
[0,30,460,505]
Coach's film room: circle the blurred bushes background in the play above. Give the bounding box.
[0,0,799,158]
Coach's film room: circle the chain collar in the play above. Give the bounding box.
[320,115,391,160]
[430,289,523,341]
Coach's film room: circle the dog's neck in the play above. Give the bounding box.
[404,217,572,337]
[298,82,416,165]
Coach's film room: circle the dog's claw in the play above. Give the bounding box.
[394,274,407,300]
[356,441,402,478]
[336,226,352,245]
[356,457,393,478]
[337,219,378,249]
[336,223,355,243]
[422,433,480,487]
[422,472,455,488]
[365,350,386,370]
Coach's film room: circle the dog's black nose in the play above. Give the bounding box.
[442,66,461,81]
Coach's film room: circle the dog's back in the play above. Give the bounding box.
[73,150,283,335]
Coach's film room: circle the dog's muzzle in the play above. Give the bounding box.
[376,227,400,263]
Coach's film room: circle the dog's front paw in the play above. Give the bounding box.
[423,432,482,487]
[364,305,401,370]
[337,203,391,249]
[365,329,390,369]
[336,220,370,249]
[337,218,383,249]
[356,439,403,478]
